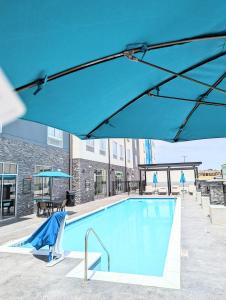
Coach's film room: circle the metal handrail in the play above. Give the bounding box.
[84,227,110,281]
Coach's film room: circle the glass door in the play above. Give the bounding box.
[94,170,107,198]
[0,163,18,220]
[2,175,17,218]
[115,171,124,194]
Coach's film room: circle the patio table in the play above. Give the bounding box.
[35,199,63,217]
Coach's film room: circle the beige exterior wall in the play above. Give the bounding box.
[72,136,154,169]
[72,136,155,170]
[151,140,157,163]
[138,139,146,164]
[72,136,135,168]
[72,136,109,163]
[109,138,134,168]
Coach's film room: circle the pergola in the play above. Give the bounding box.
[138,162,202,195]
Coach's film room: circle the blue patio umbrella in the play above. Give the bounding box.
[0,174,16,180]
[153,172,158,191]
[0,2,226,141]
[25,211,67,261]
[33,171,72,201]
[180,171,186,190]
[33,171,72,178]
[26,211,67,249]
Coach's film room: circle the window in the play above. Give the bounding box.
[34,165,52,198]
[47,127,63,148]
[99,139,107,155]
[113,141,117,159]
[3,163,17,174]
[119,144,124,160]
[86,139,95,152]
[0,163,17,175]
[127,149,131,162]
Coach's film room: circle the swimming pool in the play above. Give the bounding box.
[23,197,176,277]
[66,198,175,276]
[2,196,180,288]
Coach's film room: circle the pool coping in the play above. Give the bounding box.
[0,195,181,289]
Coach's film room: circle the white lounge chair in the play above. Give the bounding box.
[158,187,167,195]
[172,185,180,195]
[144,185,154,194]
[188,185,195,195]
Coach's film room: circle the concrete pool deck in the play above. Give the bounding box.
[1,194,226,299]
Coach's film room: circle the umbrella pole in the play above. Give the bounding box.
[182,183,185,200]
[50,177,53,201]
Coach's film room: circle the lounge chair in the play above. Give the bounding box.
[158,187,167,195]
[172,185,180,195]
[188,185,195,195]
[144,185,154,194]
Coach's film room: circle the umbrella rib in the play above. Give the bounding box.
[15,33,226,93]
[126,55,226,95]
[173,72,226,142]
[85,51,225,138]
[148,92,226,107]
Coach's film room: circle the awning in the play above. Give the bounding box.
[1,1,226,141]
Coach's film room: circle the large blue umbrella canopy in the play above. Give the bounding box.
[1,1,226,141]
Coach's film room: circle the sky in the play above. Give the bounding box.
[153,138,226,170]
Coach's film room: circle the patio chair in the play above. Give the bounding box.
[188,185,195,195]
[2,201,10,216]
[56,199,67,212]
[37,202,51,217]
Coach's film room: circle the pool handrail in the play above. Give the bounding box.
[84,227,110,281]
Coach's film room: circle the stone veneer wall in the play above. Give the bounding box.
[72,158,139,204]
[197,180,225,205]
[209,182,224,205]
[0,137,69,217]
[196,180,210,196]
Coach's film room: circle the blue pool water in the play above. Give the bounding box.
[24,198,176,276]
